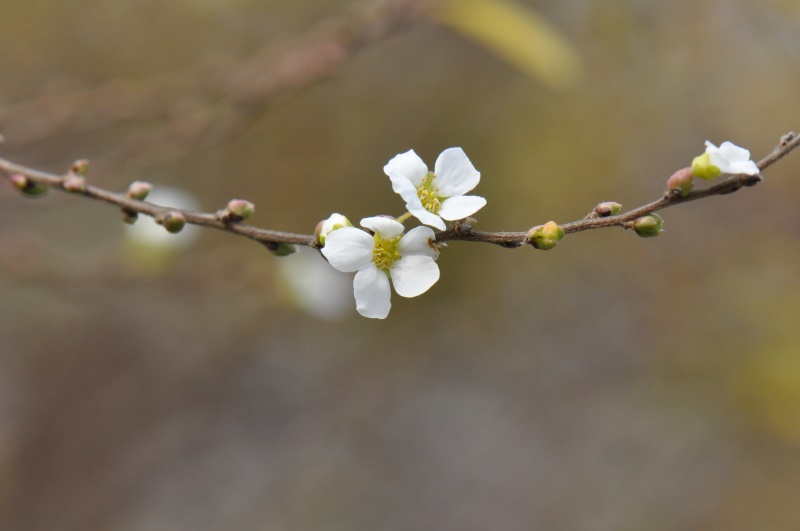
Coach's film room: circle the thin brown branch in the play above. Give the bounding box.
[0,157,316,249]
[1,132,798,252]
[435,131,800,247]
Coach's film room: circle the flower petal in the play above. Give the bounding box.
[384,149,429,188]
[718,141,751,163]
[434,147,481,198]
[706,141,760,176]
[391,176,424,209]
[360,216,405,239]
[438,195,487,221]
[391,255,440,298]
[354,262,392,318]
[407,205,446,231]
[320,227,374,272]
[728,160,760,175]
[399,226,438,259]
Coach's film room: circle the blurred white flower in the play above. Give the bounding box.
[384,147,486,230]
[321,216,440,319]
[123,186,200,250]
[277,247,354,321]
[122,186,201,273]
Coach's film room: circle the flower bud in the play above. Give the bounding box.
[121,209,138,224]
[10,174,27,190]
[594,201,622,217]
[157,211,187,233]
[221,199,255,222]
[316,213,353,246]
[691,152,721,180]
[70,159,90,176]
[267,242,297,256]
[126,181,153,200]
[667,167,694,196]
[527,220,565,250]
[633,213,664,238]
[62,174,87,193]
[10,174,48,197]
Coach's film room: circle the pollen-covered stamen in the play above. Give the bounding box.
[372,233,401,272]
[417,171,443,214]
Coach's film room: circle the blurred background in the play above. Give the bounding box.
[1,0,800,529]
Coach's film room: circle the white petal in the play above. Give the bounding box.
[390,175,424,208]
[707,141,759,175]
[391,255,440,298]
[728,160,760,176]
[438,195,487,221]
[407,206,446,230]
[718,141,751,162]
[354,262,392,319]
[705,143,728,170]
[434,147,481,198]
[399,226,438,259]
[320,227,374,272]
[384,149,429,188]
[360,216,405,239]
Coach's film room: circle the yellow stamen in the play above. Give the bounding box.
[417,171,442,214]
[373,234,401,271]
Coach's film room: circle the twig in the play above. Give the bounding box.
[0,132,798,252]
[0,157,315,249]
[0,0,432,169]
[436,131,800,246]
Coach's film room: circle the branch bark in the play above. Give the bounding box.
[1,132,797,253]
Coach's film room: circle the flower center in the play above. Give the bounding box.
[417,171,442,214]
[372,233,401,272]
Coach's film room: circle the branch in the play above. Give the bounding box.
[1,132,798,254]
[0,157,316,251]
[435,131,800,247]
[0,0,433,169]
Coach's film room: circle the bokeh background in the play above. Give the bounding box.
[2,0,800,529]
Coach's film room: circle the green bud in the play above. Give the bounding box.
[158,211,187,233]
[63,174,87,193]
[10,174,49,197]
[691,152,721,180]
[267,242,297,256]
[594,201,622,217]
[70,159,90,176]
[126,181,153,201]
[316,213,353,246]
[121,209,138,224]
[633,213,664,238]
[527,220,565,250]
[223,199,255,222]
[10,174,27,190]
[667,167,694,196]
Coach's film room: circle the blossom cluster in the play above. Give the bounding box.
[319,147,485,319]
[316,140,758,319]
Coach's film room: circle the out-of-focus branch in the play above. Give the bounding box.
[0,0,433,165]
[1,132,797,252]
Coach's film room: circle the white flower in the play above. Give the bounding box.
[321,216,440,319]
[277,247,353,321]
[315,213,352,246]
[694,141,759,180]
[384,147,486,230]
